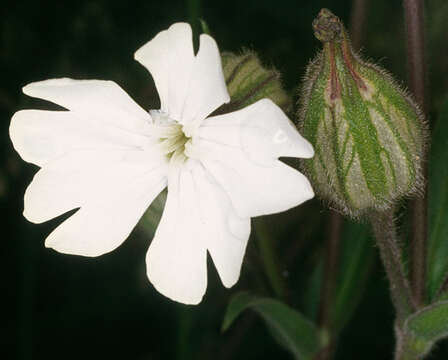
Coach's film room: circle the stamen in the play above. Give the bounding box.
[149,109,192,162]
[160,133,187,155]
[149,123,183,138]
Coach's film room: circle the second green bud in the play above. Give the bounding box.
[298,9,426,217]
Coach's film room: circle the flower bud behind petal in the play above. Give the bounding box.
[298,9,427,218]
[217,51,292,114]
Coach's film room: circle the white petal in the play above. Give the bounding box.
[198,141,314,218]
[146,164,207,304]
[10,110,148,167]
[193,166,250,288]
[22,78,151,134]
[24,149,167,257]
[134,23,195,120]
[199,99,314,166]
[134,24,229,128]
[181,34,230,133]
[146,163,250,304]
[25,149,166,223]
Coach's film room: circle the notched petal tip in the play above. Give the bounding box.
[9,110,26,155]
[247,98,315,160]
[133,22,196,117]
[146,266,205,305]
[44,238,103,258]
[198,33,221,59]
[154,285,204,305]
[304,183,315,201]
[300,139,315,159]
[9,110,53,166]
[22,207,45,224]
[168,22,192,36]
[134,22,192,62]
[22,78,73,97]
[220,275,239,289]
[299,177,315,204]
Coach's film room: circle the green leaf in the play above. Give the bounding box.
[401,301,448,357]
[199,19,211,35]
[407,301,448,341]
[138,189,166,236]
[303,259,323,322]
[253,218,287,299]
[222,292,322,360]
[427,99,448,300]
[331,220,374,333]
[303,218,374,334]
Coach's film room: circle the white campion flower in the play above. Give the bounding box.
[10,23,314,305]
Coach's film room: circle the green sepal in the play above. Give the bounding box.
[218,51,292,114]
[298,9,425,217]
[222,292,323,360]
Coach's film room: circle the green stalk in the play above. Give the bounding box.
[369,209,416,325]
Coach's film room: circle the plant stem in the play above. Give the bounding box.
[349,0,370,50]
[403,0,427,112]
[369,209,416,325]
[313,341,336,360]
[403,0,428,309]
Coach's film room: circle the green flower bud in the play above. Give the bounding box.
[218,51,292,113]
[298,9,426,217]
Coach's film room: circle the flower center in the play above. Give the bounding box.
[149,110,191,162]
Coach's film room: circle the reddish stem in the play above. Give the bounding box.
[403,0,428,308]
[349,0,370,51]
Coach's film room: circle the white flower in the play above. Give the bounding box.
[10,23,314,304]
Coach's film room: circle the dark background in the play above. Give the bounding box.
[2,0,447,359]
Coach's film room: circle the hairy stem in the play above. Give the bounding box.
[369,209,416,325]
[349,0,370,50]
[313,341,336,360]
[403,0,427,112]
[403,0,428,309]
